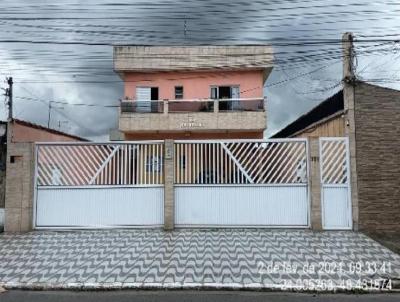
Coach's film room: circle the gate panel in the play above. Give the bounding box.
[34,142,164,229]
[175,185,308,227]
[319,137,352,230]
[36,186,163,228]
[174,139,309,227]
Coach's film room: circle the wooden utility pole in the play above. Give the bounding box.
[342,32,359,230]
[48,101,52,128]
[6,77,13,121]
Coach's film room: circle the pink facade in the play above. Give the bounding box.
[123,70,264,100]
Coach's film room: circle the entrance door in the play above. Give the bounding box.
[210,85,240,111]
[136,87,158,112]
[136,87,151,112]
[320,137,352,230]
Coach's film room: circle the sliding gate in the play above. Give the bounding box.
[174,139,310,227]
[34,142,164,229]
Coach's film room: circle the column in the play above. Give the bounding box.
[163,139,174,230]
[309,138,322,231]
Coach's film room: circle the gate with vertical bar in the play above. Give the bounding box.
[34,141,164,229]
[174,139,310,227]
[319,137,352,230]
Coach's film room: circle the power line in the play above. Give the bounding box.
[16,96,119,108]
[1,38,400,47]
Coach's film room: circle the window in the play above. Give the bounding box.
[210,86,240,99]
[136,87,159,113]
[210,86,240,110]
[210,86,218,99]
[136,87,159,101]
[175,86,184,99]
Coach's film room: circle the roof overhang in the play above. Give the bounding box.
[113,45,274,81]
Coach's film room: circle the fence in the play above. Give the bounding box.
[31,138,351,230]
[37,142,164,186]
[174,139,310,227]
[34,142,165,228]
[174,140,308,185]
[120,98,265,114]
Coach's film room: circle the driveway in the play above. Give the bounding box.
[0,229,399,291]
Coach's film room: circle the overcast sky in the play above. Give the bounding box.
[0,0,399,140]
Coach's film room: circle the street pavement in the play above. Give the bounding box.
[0,229,399,291]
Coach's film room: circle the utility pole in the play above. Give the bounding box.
[5,77,13,121]
[342,32,358,230]
[183,16,187,40]
[47,100,64,129]
[48,101,52,128]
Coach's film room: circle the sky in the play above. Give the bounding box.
[0,0,399,140]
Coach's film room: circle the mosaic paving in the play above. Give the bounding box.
[0,229,399,291]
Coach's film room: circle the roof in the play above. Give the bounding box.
[113,45,274,78]
[12,119,88,141]
[271,90,344,138]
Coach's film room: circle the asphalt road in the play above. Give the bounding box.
[0,291,400,302]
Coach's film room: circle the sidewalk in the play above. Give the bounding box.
[0,229,399,291]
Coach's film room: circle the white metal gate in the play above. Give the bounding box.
[34,142,164,229]
[319,137,352,230]
[174,139,310,227]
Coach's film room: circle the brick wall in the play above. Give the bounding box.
[4,142,35,232]
[354,82,400,234]
[3,121,85,232]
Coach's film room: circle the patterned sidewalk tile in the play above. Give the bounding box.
[0,229,399,291]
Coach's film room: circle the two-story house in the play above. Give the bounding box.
[112,45,273,140]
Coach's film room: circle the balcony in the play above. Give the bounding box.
[119,98,267,134]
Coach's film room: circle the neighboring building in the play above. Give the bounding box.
[113,45,273,140]
[4,119,86,232]
[271,81,400,235]
[271,90,345,139]
[351,82,400,235]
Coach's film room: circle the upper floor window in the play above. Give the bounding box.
[175,86,184,99]
[136,87,159,113]
[210,85,240,110]
[136,87,159,101]
[210,85,240,99]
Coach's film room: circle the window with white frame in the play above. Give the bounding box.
[210,85,240,110]
[175,86,184,99]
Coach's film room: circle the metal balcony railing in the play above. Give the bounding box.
[120,98,265,114]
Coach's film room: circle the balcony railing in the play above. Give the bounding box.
[121,101,164,113]
[120,98,265,114]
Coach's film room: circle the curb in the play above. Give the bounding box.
[0,281,398,293]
